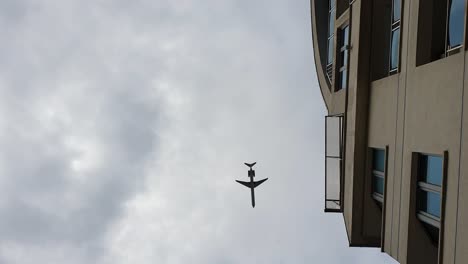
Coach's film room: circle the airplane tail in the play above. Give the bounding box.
[244,162,256,168]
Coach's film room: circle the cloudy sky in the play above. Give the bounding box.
[0,1,397,263]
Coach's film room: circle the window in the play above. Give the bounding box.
[417,154,444,245]
[371,148,385,204]
[447,0,465,52]
[417,0,465,65]
[326,0,336,82]
[370,0,400,80]
[389,0,401,73]
[336,0,350,18]
[336,25,350,91]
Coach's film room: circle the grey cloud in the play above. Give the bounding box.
[0,2,164,263]
[0,1,397,264]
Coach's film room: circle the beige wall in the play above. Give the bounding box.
[384,0,465,263]
[312,0,468,263]
[368,74,398,255]
[455,51,468,264]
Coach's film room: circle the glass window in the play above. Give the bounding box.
[343,25,349,45]
[336,25,349,91]
[341,49,348,66]
[416,0,464,66]
[373,149,385,172]
[392,0,401,23]
[417,154,443,228]
[328,37,334,64]
[326,0,336,82]
[390,28,400,71]
[340,70,347,90]
[373,176,385,195]
[329,10,335,37]
[420,191,442,218]
[448,0,464,48]
[371,148,385,202]
[389,0,401,73]
[342,25,350,67]
[421,155,443,186]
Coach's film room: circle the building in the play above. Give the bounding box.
[311,0,468,263]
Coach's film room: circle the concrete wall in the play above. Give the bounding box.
[368,74,399,254]
[390,0,465,263]
[455,50,468,264]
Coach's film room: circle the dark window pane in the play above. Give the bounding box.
[373,174,385,195]
[390,28,400,70]
[329,9,335,37]
[421,155,443,186]
[424,223,440,245]
[448,0,464,48]
[372,148,385,172]
[392,0,401,22]
[421,191,441,218]
[328,37,334,64]
[340,69,347,89]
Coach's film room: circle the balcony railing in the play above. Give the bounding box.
[326,63,333,83]
[325,115,344,213]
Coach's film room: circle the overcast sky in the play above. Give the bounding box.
[0,1,397,263]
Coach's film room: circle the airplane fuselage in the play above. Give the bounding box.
[248,173,256,208]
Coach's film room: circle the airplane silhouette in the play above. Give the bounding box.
[236,162,268,208]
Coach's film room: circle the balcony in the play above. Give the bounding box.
[325,115,344,213]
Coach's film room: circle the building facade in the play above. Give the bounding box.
[311,0,468,263]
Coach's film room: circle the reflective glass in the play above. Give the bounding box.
[373,175,384,195]
[343,26,349,45]
[421,191,441,218]
[392,0,401,23]
[390,28,400,70]
[341,50,348,67]
[328,37,334,64]
[448,0,464,48]
[340,70,347,90]
[340,26,349,67]
[421,155,443,186]
[372,148,385,172]
[330,0,336,10]
[329,9,335,37]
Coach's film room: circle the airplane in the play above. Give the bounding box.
[236,162,268,208]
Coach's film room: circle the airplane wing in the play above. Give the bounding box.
[236,180,251,188]
[253,178,268,188]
